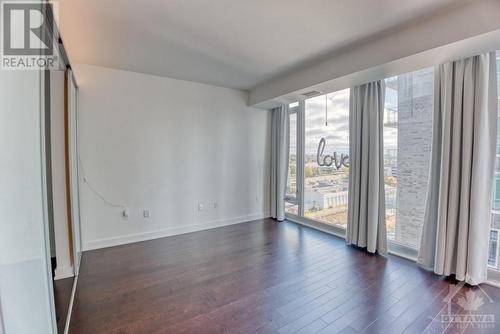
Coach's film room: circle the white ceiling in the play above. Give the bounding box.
[59,0,469,90]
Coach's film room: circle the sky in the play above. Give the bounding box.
[290,85,399,157]
[290,55,500,160]
[305,89,349,155]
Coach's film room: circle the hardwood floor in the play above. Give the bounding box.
[69,219,500,333]
[54,276,74,333]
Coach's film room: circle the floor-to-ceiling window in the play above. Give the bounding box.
[303,90,350,227]
[285,52,500,271]
[285,103,298,215]
[286,70,433,239]
[488,51,500,270]
[489,229,499,268]
[384,76,399,241]
[383,67,434,249]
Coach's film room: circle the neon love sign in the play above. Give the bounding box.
[316,138,349,169]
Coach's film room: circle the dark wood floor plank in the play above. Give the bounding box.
[69,219,500,334]
[53,276,74,333]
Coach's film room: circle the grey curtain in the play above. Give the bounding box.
[347,80,387,255]
[418,52,497,285]
[270,105,289,221]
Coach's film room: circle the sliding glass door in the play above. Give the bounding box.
[303,90,350,228]
[285,90,350,233]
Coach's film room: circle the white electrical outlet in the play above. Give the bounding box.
[143,209,150,218]
[198,203,204,211]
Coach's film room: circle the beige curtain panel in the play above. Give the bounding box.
[270,105,289,221]
[418,52,498,285]
[347,80,387,255]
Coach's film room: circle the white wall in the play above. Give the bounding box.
[73,64,271,250]
[50,71,74,279]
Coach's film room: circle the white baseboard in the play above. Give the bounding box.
[54,265,74,280]
[486,268,500,288]
[83,212,271,251]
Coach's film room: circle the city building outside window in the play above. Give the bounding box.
[488,51,500,270]
[285,106,298,215]
[383,67,434,249]
[488,229,499,268]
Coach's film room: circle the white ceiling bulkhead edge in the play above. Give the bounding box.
[249,0,500,109]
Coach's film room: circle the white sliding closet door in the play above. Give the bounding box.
[0,70,57,333]
[67,69,83,274]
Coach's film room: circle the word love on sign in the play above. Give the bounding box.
[316,138,349,169]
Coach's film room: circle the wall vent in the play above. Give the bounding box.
[301,90,322,98]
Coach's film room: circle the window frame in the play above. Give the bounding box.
[283,50,500,287]
[285,97,349,236]
[284,104,299,212]
[488,228,499,269]
[489,51,500,273]
[284,69,434,258]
